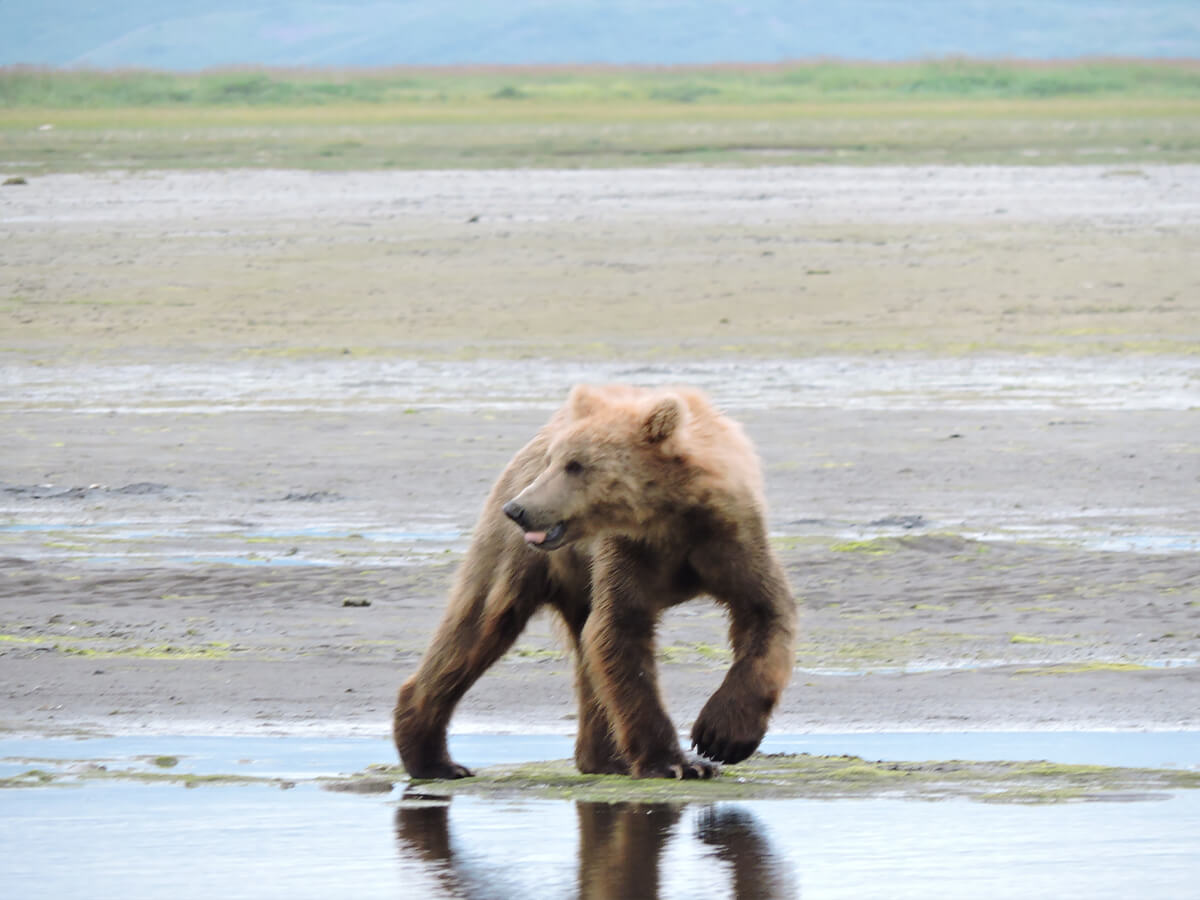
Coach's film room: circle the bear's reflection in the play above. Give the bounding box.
[575,801,681,898]
[395,794,795,898]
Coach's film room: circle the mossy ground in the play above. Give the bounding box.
[398,754,1200,805]
[5,753,1195,805]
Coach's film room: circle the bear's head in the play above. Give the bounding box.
[502,385,690,551]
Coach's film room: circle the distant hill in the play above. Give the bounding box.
[7,1,1200,70]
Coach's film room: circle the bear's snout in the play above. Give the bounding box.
[502,500,527,528]
[503,498,568,550]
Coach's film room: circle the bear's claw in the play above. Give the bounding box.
[408,761,474,780]
[634,758,716,780]
[674,760,717,780]
[691,723,761,766]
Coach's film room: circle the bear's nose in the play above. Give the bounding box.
[502,500,526,527]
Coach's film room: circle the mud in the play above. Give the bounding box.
[4,166,1199,360]
[1,165,1198,743]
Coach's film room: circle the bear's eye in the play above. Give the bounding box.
[564,459,584,476]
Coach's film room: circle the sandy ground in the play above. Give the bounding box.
[4,166,1199,359]
[1,166,1198,746]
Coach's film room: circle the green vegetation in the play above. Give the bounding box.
[830,538,898,555]
[56,641,233,660]
[3,61,1199,171]
[1009,633,1071,645]
[6,752,1197,803]
[657,641,732,665]
[0,631,233,659]
[4,61,1200,108]
[402,754,1200,804]
[1014,662,1153,676]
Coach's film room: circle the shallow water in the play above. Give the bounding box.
[9,787,1198,899]
[3,731,1198,780]
[2,733,1197,899]
[0,518,466,568]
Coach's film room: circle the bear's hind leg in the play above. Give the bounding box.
[394,561,543,779]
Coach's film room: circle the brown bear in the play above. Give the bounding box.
[393,384,796,780]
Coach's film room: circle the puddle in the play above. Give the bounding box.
[2,733,1197,898]
[0,519,468,567]
[3,730,1198,777]
[4,517,1197,568]
[793,657,1198,677]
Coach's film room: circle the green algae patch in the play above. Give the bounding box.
[59,641,233,660]
[5,753,1197,804]
[0,769,59,788]
[0,752,297,789]
[0,765,296,790]
[1013,662,1153,676]
[657,641,733,665]
[830,539,898,555]
[1,630,234,660]
[392,754,1200,805]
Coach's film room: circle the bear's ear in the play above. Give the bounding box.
[641,396,684,444]
[568,384,602,419]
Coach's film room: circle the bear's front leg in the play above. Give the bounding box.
[690,656,787,765]
[580,616,714,779]
[689,539,797,765]
[393,677,474,780]
[571,656,630,775]
[582,548,714,780]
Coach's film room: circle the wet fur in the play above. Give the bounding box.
[393,384,796,779]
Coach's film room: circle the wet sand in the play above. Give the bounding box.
[5,166,1199,360]
[1,166,1197,743]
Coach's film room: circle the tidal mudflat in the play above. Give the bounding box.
[2,165,1197,896]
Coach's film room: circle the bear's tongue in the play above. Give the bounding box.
[524,531,548,545]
